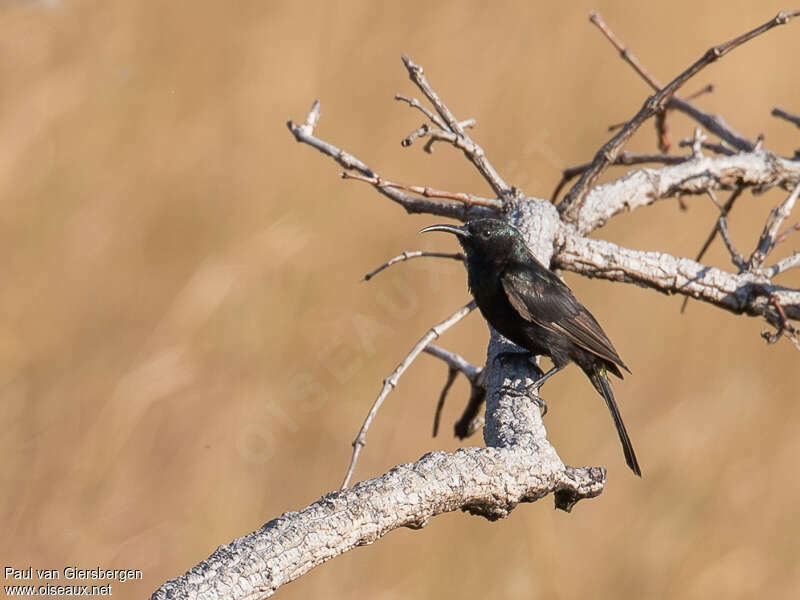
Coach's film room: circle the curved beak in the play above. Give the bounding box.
[418,224,471,238]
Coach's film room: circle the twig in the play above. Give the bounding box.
[394,94,449,130]
[422,344,487,439]
[432,367,458,437]
[681,187,744,313]
[551,151,689,202]
[342,301,477,489]
[401,119,477,150]
[677,138,735,156]
[775,222,800,246]
[748,182,800,269]
[454,375,487,440]
[288,101,494,220]
[758,252,800,279]
[363,250,465,281]
[423,343,482,383]
[772,107,800,129]
[716,215,747,271]
[400,55,512,198]
[560,11,798,221]
[761,294,800,347]
[342,172,504,211]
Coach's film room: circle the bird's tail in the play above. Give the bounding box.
[588,364,642,477]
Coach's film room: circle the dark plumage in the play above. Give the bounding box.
[421,218,641,476]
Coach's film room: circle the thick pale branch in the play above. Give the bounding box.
[570,150,800,234]
[554,229,800,328]
[151,449,604,600]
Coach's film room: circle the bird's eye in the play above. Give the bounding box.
[480,230,491,239]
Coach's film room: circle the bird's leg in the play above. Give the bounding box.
[528,365,564,390]
[521,365,565,416]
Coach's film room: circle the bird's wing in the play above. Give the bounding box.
[500,261,629,373]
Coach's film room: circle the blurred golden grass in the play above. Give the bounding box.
[1,1,799,598]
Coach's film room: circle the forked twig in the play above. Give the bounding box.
[341,301,477,489]
[287,101,493,220]
[363,250,465,281]
[589,11,756,153]
[560,10,797,220]
[400,55,512,198]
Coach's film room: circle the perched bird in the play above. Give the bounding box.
[420,218,641,476]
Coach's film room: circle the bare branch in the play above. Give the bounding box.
[401,55,512,198]
[559,10,797,220]
[363,250,464,281]
[342,301,477,489]
[589,11,757,153]
[287,101,494,220]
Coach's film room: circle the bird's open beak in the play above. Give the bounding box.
[418,224,471,238]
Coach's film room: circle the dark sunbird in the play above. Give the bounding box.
[421,218,641,476]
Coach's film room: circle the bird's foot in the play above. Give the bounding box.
[499,381,548,417]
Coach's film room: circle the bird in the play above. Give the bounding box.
[420,218,641,476]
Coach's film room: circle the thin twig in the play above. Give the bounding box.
[772,107,800,129]
[551,152,689,202]
[401,119,476,150]
[561,11,797,221]
[716,215,747,271]
[454,375,487,440]
[363,250,465,281]
[287,101,494,220]
[423,344,485,439]
[748,182,800,269]
[775,222,800,245]
[432,367,458,437]
[681,186,745,313]
[400,55,512,198]
[342,172,504,210]
[342,301,477,489]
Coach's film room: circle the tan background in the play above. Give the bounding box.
[1,1,799,598]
